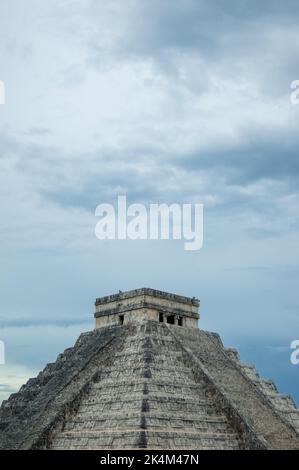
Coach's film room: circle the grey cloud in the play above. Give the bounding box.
[176,127,299,185]
[27,127,51,136]
[83,0,299,97]
[88,0,299,56]
[0,318,92,328]
[5,127,298,235]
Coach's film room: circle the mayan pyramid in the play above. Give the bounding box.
[0,288,298,450]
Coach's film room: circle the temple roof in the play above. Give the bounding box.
[95,288,199,307]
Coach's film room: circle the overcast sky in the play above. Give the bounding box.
[0,0,299,404]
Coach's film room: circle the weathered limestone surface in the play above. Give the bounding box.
[0,288,298,450]
[225,348,299,433]
[172,327,299,449]
[51,322,242,450]
[0,326,127,449]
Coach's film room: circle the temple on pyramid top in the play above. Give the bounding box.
[94,288,200,329]
[0,287,298,450]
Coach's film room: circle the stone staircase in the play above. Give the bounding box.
[0,325,124,449]
[172,326,299,449]
[51,321,242,449]
[225,348,299,433]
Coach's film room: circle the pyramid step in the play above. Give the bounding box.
[51,429,241,450]
[65,418,233,433]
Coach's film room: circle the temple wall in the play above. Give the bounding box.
[94,288,199,330]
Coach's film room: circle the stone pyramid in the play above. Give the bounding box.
[0,288,298,450]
